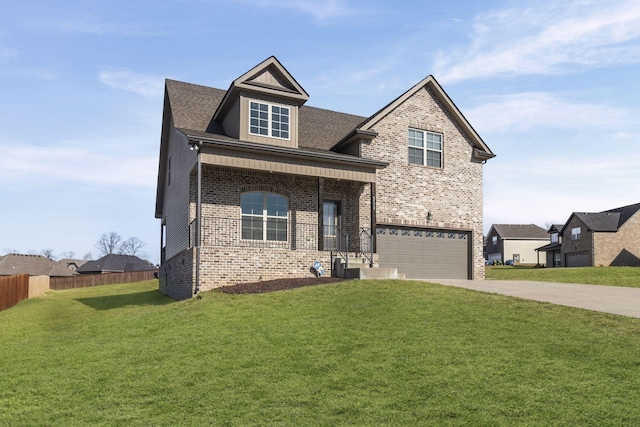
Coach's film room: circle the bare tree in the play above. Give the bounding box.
[60,251,76,260]
[82,252,93,261]
[27,249,39,255]
[119,237,146,257]
[95,232,123,256]
[41,248,56,260]
[3,248,19,255]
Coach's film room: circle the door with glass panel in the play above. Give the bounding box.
[323,201,341,251]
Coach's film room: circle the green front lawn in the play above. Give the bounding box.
[486,265,640,287]
[2,279,640,425]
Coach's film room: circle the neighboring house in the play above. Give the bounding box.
[545,202,640,268]
[0,254,77,277]
[155,56,495,300]
[58,259,88,271]
[486,224,549,265]
[77,254,156,274]
[535,224,564,267]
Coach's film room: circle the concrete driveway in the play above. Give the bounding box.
[427,279,640,318]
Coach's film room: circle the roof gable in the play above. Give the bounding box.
[354,75,494,160]
[213,56,309,121]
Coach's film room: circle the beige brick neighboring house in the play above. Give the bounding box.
[155,56,495,300]
[553,202,640,267]
[486,224,549,265]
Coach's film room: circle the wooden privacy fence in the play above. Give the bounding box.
[0,274,29,312]
[50,270,157,290]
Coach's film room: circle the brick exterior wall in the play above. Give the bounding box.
[172,166,370,293]
[561,216,593,266]
[593,212,640,266]
[158,248,194,300]
[360,86,486,279]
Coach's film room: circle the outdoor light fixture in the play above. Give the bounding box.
[427,212,433,221]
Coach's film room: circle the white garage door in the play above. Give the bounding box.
[377,226,470,279]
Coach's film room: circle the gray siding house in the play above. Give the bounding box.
[486,224,549,265]
[155,56,495,300]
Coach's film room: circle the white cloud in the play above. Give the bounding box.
[434,0,640,82]
[99,69,165,97]
[0,142,157,188]
[466,92,633,133]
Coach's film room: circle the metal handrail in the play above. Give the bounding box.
[360,227,373,267]
[334,226,349,269]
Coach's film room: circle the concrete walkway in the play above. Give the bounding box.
[427,279,640,318]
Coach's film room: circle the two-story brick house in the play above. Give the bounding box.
[553,202,640,267]
[155,56,495,300]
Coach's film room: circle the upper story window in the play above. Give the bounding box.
[408,128,442,168]
[249,101,290,139]
[241,192,288,241]
[550,232,559,243]
[571,227,581,240]
[492,236,497,245]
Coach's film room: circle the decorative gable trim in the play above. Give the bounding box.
[214,56,309,121]
[350,75,495,161]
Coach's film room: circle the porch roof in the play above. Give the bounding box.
[185,131,386,183]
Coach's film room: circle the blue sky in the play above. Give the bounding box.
[2,0,639,264]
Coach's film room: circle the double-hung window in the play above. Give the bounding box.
[241,192,288,241]
[249,101,290,139]
[408,128,442,167]
[571,227,581,240]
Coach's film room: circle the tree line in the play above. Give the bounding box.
[2,232,146,261]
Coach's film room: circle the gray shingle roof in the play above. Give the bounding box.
[0,254,76,277]
[77,254,156,274]
[569,202,640,232]
[165,79,367,152]
[491,224,549,239]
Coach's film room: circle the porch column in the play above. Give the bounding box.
[371,182,377,253]
[318,177,324,251]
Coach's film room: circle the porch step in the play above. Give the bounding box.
[343,266,401,280]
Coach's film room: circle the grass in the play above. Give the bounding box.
[2,279,640,425]
[486,265,640,287]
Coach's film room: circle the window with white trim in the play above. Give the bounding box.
[408,128,442,167]
[571,227,581,240]
[492,236,497,245]
[551,232,559,243]
[249,101,290,139]
[241,192,288,241]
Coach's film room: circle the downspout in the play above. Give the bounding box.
[191,140,203,295]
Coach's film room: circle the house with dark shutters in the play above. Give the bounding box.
[155,56,495,299]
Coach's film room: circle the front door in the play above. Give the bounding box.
[323,201,341,251]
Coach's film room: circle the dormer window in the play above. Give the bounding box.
[550,232,558,243]
[249,101,289,139]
